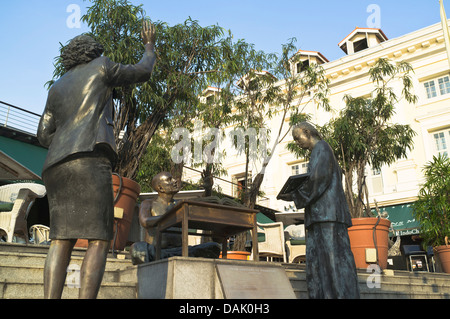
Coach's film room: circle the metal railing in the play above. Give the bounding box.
[0,101,41,136]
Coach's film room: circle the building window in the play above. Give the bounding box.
[424,80,437,99]
[424,75,450,99]
[296,60,310,74]
[291,162,308,175]
[372,168,381,176]
[432,129,450,157]
[438,76,450,95]
[206,95,215,104]
[233,173,251,198]
[366,166,383,194]
[353,38,368,53]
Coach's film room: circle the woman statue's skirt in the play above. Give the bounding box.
[42,146,114,241]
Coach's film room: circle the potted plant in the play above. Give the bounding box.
[75,174,141,250]
[314,58,418,269]
[413,154,450,273]
[347,216,391,269]
[110,174,141,251]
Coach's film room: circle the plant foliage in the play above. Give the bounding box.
[413,154,450,248]
[47,0,229,179]
[288,58,418,218]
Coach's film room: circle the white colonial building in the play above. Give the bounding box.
[183,21,450,235]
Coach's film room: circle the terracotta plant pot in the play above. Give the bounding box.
[76,175,141,250]
[348,217,391,269]
[219,251,250,260]
[110,174,141,251]
[434,245,450,273]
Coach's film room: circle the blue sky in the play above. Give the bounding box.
[0,0,444,115]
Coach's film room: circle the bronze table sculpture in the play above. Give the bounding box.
[37,21,156,299]
[278,122,360,299]
[130,172,221,264]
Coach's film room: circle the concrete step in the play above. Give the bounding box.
[0,251,131,270]
[0,263,135,284]
[0,244,137,299]
[0,280,137,299]
[0,251,134,282]
[357,270,450,299]
[3,242,450,299]
[283,265,309,299]
[283,263,450,299]
[0,251,133,271]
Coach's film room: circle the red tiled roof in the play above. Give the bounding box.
[293,50,330,63]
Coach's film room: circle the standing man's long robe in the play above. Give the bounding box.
[291,140,360,299]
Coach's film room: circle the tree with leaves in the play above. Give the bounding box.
[413,154,450,248]
[228,49,277,207]
[290,58,418,218]
[192,35,244,197]
[136,33,247,194]
[135,131,174,192]
[232,39,331,209]
[229,39,331,251]
[47,0,227,179]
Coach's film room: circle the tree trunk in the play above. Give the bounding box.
[343,165,357,218]
[114,108,167,179]
[355,161,369,218]
[232,232,248,252]
[170,162,184,187]
[363,177,372,217]
[246,172,264,209]
[201,163,214,197]
[232,172,265,252]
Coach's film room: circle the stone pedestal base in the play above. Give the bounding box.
[127,257,296,299]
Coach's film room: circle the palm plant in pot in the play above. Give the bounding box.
[413,154,450,273]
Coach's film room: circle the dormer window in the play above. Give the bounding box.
[339,27,388,55]
[236,70,277,90]
[248,79,258,91]
[296,60,310,74]
[353,38,369,52]
[206,95,215,103]
[289,50,329,76]
[200,86,221,103]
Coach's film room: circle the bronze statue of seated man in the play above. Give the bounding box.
[130,172,220,264]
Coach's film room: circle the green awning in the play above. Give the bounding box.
[377,203,420,236]
[0,136,47,180]
[256,212,275,224]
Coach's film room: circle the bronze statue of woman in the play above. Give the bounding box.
[38,21,156,299]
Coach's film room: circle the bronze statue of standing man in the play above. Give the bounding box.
[279,122,360,299]
[38,21,156,299]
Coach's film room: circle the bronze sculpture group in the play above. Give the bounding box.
[38,19,359,299]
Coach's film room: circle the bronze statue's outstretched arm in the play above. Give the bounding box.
[141,20,156,48]
[104,19,157,87]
